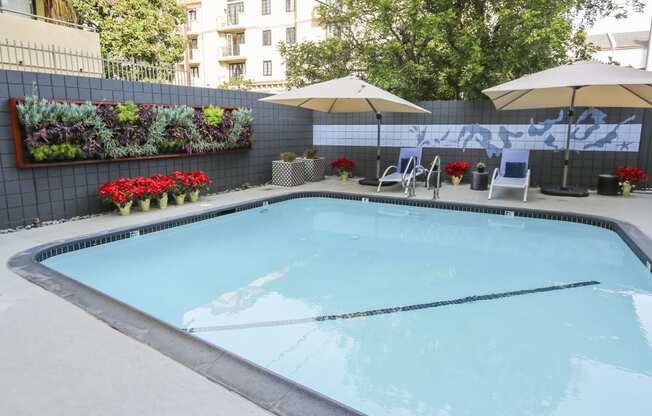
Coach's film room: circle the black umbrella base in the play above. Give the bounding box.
[358,178,396,187]
[540,185,589,197]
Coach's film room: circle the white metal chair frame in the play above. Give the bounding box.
[377,155,423,196]
[488,167,531,202]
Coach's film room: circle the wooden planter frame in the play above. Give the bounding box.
[8,97,252,168]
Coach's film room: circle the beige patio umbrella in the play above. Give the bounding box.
[483,61,652,196]
[260,76,430,185]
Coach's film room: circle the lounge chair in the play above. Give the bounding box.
[488,149,530,202]
[377,148,425,195]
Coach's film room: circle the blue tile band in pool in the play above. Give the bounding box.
[185,280,600,333]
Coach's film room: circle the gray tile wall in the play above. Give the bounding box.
[0,70,312,229]
[313,101,648,188]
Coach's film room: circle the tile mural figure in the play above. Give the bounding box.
[312,108,641,155]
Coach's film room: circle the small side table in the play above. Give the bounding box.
[471,170,489,191]
[597,174,620,196]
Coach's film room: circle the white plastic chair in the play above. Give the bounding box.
[376,148,425,196]
[488,149,531,202]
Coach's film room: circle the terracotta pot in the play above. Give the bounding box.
[451,175,463,186]
[189,190,200,202]
[116,201,133,216]
[157,193,168,209]
[137,198,151,212]
[174,193,186,205]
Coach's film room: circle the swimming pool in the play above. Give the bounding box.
[29,196,652,415]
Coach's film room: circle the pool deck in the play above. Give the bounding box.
[1,176,651,415]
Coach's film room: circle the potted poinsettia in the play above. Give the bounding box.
[132,177,159,212]
[150,173,174,209]
[187,171,212,202]
[170,171,191,205]
[98,178,135,216]
[300,148,326,182]
[272,152,305,187]
[446,161,471,185]
[331,157,355,181]
[614,166,648,196]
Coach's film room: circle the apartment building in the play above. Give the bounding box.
[588,30,652,70]
[179,0,326,91]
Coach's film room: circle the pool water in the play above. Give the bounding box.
[44,197,652,415]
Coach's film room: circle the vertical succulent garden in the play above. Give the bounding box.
[15,97,254,164]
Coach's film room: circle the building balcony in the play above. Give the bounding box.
[216,15,247,32]
[184,21,200,34]
[218,46,246,63]
[189,49,201,63]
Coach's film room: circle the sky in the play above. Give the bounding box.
[587,0,652,34]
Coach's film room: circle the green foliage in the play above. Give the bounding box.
[476,161,486,170]
[280,0,643,100]
[203,106,224,126]
[280,152,297,162]
[227,108,254,145]
[71,0,186,67]
[17,97,254,163]
[116,101,139,124]
[219,78,256,91]
[30,144,83,161]
[304,148,318,159]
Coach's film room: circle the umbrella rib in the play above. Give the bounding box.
[365,98,378,113]
[496,89,533,110]
[619,84,652,106]
[296,98,312,108]
[489,90,518,102]
[327,98,338,113]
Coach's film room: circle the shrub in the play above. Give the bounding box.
[304,148,318,159]
[280,152,297,162]
[203,106,224,126]
[116,101,139,124]
[30,143,83,161]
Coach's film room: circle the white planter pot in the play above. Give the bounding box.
[300,157,325,182]
[272,160,305,187]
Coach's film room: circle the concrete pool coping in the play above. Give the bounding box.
[7,189,652,416]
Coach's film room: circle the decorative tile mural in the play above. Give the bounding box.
[313,109,641,157]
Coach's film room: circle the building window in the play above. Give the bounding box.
[191,66,200,79]
[226,2,244,25]
[286,0,295,12]
[263,60,272,76]
[229,63,245,79]
[187,9,197,22]
[190,38,198,50]
[262,30,272,46]
[261,0,270,15]
[286,27,296,44]
[326,24,341,38]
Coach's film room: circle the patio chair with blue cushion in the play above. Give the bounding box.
[376,147,425,195]
[488,149,531,202]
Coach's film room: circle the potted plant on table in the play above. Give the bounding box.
[98,178,135,216]
[301,148,326,182]
[187,171,212,202]
[446,161,471,185]
[330,157,355,181]
[614,166,648,196]
[475,161,486,173]
[272,152,306,187]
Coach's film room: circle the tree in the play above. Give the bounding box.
[219,77,256,91]
[72,0,186,68]
[280,0,644,100]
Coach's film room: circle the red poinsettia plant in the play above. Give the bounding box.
[150,173,175,196]
[131,177,162,201]
[331,157,355,174]
[445,161,471,178]
[614,166,648,184]
[187,170,212,192]
[98,178,135,208]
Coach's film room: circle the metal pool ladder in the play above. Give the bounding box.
[427,155,441,200]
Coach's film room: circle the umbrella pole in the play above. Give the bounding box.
[561,87,577,189]
[375,112,382,178]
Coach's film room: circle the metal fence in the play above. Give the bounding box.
[0,39,191,86]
